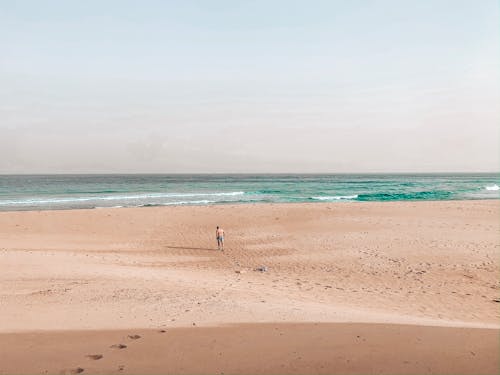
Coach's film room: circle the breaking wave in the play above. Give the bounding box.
[485,184,499,191]
[0,191,245,206]
[310,195,358,201]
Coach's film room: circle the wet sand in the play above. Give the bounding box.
[0,200,499,374]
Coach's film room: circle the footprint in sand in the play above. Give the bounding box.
[159,329,166,333]
[85,354,103,360]
[110,344,127,349]
[68,368,84,374]
[128,334,141,340]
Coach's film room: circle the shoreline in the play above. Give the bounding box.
[0,197,499,214]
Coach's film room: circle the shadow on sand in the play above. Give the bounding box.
[165,245,218,252]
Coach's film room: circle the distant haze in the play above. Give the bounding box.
[1,1,499,174]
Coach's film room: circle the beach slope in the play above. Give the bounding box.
[0,200,498,374]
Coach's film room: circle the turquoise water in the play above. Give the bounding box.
[0,174,498,211]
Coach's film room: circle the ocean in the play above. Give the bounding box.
[0,174,498,211]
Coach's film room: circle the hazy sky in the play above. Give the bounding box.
[1,0,499,173]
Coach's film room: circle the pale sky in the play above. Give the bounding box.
[1,0,499,173]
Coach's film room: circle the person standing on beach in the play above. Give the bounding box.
[216,226,225,251]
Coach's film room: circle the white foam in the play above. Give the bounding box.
[140,200,216,206]
[485,184,499,191]
[0,192,245,206]
[311,195,358,201]
[162,199,215,205]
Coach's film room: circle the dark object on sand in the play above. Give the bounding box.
[86,354,103,360]
[110,344,127,349]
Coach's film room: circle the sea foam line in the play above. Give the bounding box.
[311,195,358,201]
[0,191,245,206]
[139,200,216,207]
[485,184,499,191]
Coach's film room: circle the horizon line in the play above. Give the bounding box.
[1,171,499,176]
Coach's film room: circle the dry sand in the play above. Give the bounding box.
[0,200,499,374]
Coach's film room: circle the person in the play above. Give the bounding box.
[216,226,225,251]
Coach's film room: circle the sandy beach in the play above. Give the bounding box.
[1,200,499,374]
